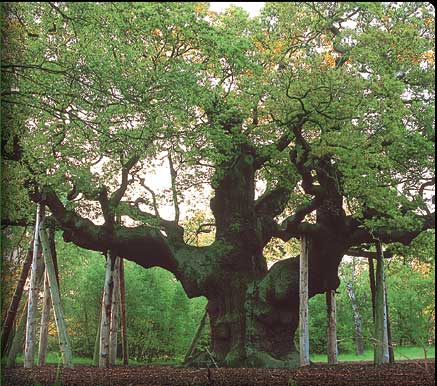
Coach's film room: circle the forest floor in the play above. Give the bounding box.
[1,360,434,386]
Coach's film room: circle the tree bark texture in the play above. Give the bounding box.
[374,241,389,365]
[1,241,33,357]
[37,272,51,365]
[24,204,44,368]
[326,290,338,365]
[39,221,74,368]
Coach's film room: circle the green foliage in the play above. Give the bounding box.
[2,2,433,236]
[52,236,208,362]
[308,257,435,354]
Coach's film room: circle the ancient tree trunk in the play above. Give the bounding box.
[346,281,365,355]
[1,242,33,356]
[299,237,310,366]
[374,241,389,365]
[119,258,128,365]
[183,305,208,365]
[39,221,73,368]
[326,290,338,365]
[24,204,44,368]
[99,252,115,368]
[109,257,120,365]
[37,272,51,365]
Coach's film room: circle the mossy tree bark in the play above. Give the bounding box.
[40,142,435,368]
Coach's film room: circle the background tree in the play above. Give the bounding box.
[1,2,434,367]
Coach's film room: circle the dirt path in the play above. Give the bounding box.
[2,360,434,386]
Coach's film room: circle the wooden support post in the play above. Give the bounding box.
[99,252,115,368]
[326,290,338,365]
[299,236,310,366]
[93,289,103,366]
[109,257,120,365]
[24,204,44,368]
[368,257,376,322]
[374,241,389,365]
[37,272,51,365]
[6,303,28,367]
[384,273,395,363]
[119,258,128,365]
[1,241,33,356]
[183,305,208,365]
[39,220,73,368]
[7,251,45,367]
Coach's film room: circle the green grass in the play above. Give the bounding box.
[6,346,435,367]
[11,352,146,366]
[311,345,435,363]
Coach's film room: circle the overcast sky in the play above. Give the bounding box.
[209,2,265,17]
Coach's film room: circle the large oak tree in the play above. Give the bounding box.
[1,2,434,367]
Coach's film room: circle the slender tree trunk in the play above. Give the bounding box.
[326,290,338,365]
[99,252,115,368]
[346,281,365,355]
[109,257,120,365]
[39,221,74,368]
[183,305,208,365]
[1,241,33,356]
[374,241,389,365]
[24,204,44,368]
[119,258,128,365]
[368,257,376,322]
[37,272,51,365]
[299,236,310,366]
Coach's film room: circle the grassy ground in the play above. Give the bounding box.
[9,353,176,366]
[6,346,435,366]
[311,345,435,363]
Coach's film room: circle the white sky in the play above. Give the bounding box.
[209,2,265,17]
